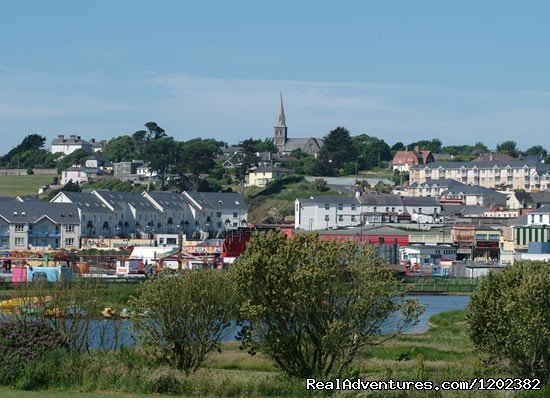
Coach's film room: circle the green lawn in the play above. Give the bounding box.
[0,174,57,196]
[0,388,164,397]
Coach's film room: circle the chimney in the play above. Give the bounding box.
[58,134,64,140]
[415,145,420,153]
[90,138,95,144]
[70,135,76,139]
[490,154,493,161]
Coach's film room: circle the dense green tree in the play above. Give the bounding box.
[104,135,136,163]
[233,138,261,194]
[144,121,166,140]
[466,261,550,384]
[256,138,278,153]
[173,138,220,191]
[525,145,547,157]
[407,138,442,153]
[390,141,405,155]
[233,231,423,379]
[131,270,237,373]
[496,140,519,158]
[352,134,392,170]
[56,149,90,174]
[148,137,176,190]
[313,177,327,192]
[318,127,358,170]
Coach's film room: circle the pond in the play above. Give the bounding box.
[84,294,470,350]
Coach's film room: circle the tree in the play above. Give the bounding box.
[233,231,423,379]
[173,138,220,191]
[104,135,136,163]
[525,145,547,157]
[131,270,237,373]
[407,138,442,153]
[55,149,90,174]
[144,121,166,140]
[233,138,261,194]
[313,178,327,192]
[256,138,278,153]
[496,140,519,158]
[147,137,176,190]
[465,261,550,384]
[352,135,391,171]
[318,127,358,170]
[390,141,405,155]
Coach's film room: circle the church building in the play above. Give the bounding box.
[274,94,324,157]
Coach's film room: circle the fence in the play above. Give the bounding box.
[398,277,479,293]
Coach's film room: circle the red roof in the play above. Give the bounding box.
[392,150,423,166]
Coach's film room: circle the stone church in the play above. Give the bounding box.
[274,94,324,157]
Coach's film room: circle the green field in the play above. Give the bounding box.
[0,174,57,196]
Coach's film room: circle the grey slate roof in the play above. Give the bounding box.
[252,166,292,173]
[184,191,248,212]
[56,191,112,212]
[51,135,91,146]
[145,191,188,211]
[94,190,154,212]
[0,202,80,224]
[360,194,404,206]
[402,197,441,207]
[282,138,324,153]
[533,204,550,214]
[297,196,359,206]
[411,159,550,171]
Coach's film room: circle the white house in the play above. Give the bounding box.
[527,205,550,226]
[182,191,248,236]
[51,135,93,155]
[402,197,442,223]
[399,244,457,267]
[359,194,406,224]
[294,196,362,230]
[61,167,104,185]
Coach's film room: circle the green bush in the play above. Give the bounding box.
[0,321,67,385]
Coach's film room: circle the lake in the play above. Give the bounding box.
[85,294,470,350]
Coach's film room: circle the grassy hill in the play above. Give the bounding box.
[0,174,57,197]
[245,175,341,224]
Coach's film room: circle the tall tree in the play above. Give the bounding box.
[173,138,220,191]
[233,138,260,194]
[496,140,519,158]
[148,137,176,190]
[318,127,358,170]
[2,134,47,164]
[144,122,166,141]
[104,135,136,163]
[525,145,547,157]
[352,134,391,170]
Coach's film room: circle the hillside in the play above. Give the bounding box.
[245,175,341,224]
[0,174,57,196]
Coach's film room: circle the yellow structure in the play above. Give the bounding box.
[247,167,291,188]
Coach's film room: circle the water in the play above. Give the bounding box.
[84,295,470,350]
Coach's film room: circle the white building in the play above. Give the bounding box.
[61,167,104,185]
[294,196,361,230]
[51,135,93,155]
[399,244,457,267]
[527,205,550,226]
[182,191,248,235]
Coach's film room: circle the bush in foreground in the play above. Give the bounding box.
[131,270,238,373]
[466,260,550,384]
[232,231,424,379]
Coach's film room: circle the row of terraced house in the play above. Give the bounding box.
[0,190,248,250]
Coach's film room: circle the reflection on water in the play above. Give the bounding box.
[84,295,470,350]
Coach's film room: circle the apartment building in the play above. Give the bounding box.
[410,160,550,191]
[294,196,362,230]
[0,201,80,250]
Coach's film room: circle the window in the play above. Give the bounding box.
[216,212,222,218]
[419,207,423,213]
[434,208,438,214]
[325,215,329,221]
[325,204,330,210]
[15,237,24,246]
[217,222,222,228]
[233,212,238,218]
[373,206,377,212]
[338,204,343,210]
[385,207,389,212]
[351,216,356,222]
[351,204,356,211]
[338,215,343,222]
[65,238,75,246]
[14,224,25,232]
[65,225,75,233]
[391,207,395,212]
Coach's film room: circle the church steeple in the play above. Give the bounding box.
[276,92,286,127]
[274,93,288,150]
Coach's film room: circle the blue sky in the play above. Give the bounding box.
[1,0,549,153]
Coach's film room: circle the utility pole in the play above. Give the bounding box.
[177,232,183,272]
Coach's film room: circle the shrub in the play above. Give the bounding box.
[0,321,67,384]
[233,231,424,379]
[131,270,238,373]
[466,261,550,383]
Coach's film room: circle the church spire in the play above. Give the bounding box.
[276,92,286,127]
